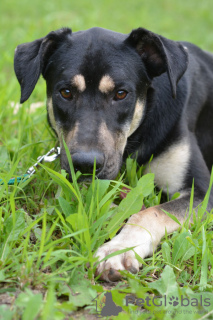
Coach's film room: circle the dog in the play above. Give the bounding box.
[14,27,213,282]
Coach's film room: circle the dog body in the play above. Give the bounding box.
[14,27,213,281]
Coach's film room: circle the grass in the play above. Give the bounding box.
[1,0,213,319]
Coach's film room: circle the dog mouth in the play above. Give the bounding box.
[62,166,120,182]
[60,150,122,181]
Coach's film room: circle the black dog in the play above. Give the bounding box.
[14,27,213,282]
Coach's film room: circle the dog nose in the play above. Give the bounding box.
[71,151,104,174]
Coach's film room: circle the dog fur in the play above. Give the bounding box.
[14,27,213,282]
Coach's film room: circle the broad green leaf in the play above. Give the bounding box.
[0,146,10,167]
[106,174,155,234]
[58,196,74,217]
[137,173,155,197]
[0,305,14,320]
[5,211,25,242]
[170,192,180,201]
[162,241,171,264]
[149,265,179,297]
[181,240,195,262]
[66,213,78,231]
[97,179,111,201]
[172,231,191,264]
[106,188,143,234]
[23,293,43,320]
[0,271,5,281]
[66,271,97,307]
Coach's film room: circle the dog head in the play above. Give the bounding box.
[14,27,188,180]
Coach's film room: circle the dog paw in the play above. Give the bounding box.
[94,227,153,282]
[95,243,140,282]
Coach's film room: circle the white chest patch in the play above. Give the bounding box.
[144,139,191,194]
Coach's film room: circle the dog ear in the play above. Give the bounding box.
[14,28,72,103]
[126,28,188,98]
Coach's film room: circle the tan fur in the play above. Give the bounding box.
[116,99,145,151]
[47,98,58,133]
[99,121,127,153]
[98,121,126,179]
[95,205,182,281]
[128,99,145,137]
[144,138,191,194]
[115,131,128,153]
[99,75,115,94]
[98,121,115,150]
[64,122,79,149]
[71,74,86,92]
[127,206,181,246]
[47,98,64,145]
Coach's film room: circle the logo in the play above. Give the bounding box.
[92,291,211,317]
[125,294,210,308]
[92,291,122,317]
[169,296,179,306]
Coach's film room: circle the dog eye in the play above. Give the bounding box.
[60,89,72,100]
[114,90,128,101]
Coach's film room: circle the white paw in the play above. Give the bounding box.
[95,226,153,282]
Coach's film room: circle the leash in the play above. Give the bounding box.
[0,147,60,186]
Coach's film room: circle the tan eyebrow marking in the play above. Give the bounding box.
[71,74,86,92]
[99,75,115,94]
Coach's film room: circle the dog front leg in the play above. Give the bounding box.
[95,190,202,282]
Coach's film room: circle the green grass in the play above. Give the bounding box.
[1,0,213,319]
